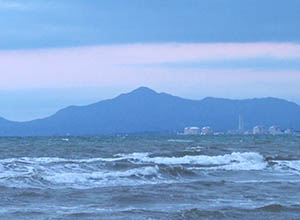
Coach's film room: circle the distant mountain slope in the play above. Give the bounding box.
[0,87,300,136]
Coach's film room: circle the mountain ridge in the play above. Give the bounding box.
[0,87,299,136]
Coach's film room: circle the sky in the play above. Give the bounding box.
[1,0,300,121]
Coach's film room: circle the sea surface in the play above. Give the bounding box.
[0,135,300,220]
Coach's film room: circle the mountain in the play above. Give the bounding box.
[0,87,300,136]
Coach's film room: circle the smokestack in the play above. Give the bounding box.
[239,115,244,132]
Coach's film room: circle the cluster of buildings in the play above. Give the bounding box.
[252,126,294,135]
[183,126,213,135]
[242,115,295,135]
[182,115,297,136]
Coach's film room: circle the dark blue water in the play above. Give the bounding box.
[0,135,300,219]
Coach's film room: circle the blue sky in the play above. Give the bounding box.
[1,0,300,121]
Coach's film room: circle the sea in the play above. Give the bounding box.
[0,135,300,220]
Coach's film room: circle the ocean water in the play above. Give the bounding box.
[0,135,300,220]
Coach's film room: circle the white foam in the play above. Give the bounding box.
[167,139,194,143]
[0,156,162,189]
[0,152,265,168]
[186,146,204,152]
[0,154,144,165]
[0,152,268,188]
[43,165,160,184]
[126,151,264,166]
[114,152,268,171]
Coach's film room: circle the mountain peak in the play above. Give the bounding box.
[114,87,159,100]
[129,87,157,95]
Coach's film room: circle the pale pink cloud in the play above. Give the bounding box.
[0,43,300,89]
[2,42,300,64]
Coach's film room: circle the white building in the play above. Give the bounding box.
[284,128,293,135]
[184,127,200,135]
[269,126,282,135]
[201,126,213,135]
[253,126,264,135]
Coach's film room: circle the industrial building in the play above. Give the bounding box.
[201,126,213,135]
[269,126,282,135]
[184,127,200,135]
[253,126,264,135]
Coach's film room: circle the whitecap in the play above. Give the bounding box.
[113,152,267,171]
[43,165,160,184]
[167,139,194,143]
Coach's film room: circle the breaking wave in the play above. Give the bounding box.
[116,152,267,170]
[0,157,162,189]
[0,151,289,189]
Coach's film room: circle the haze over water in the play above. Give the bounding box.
[1,135,300,219]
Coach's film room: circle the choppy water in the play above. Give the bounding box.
[0,135,300,219]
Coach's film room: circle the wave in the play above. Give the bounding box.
[273,160,300,173]
[180,208,225,219]
[179,204,300,219]
[255,204,300,212]
[0,151,267,170]
[167,139,194,143]
[2,151,296,189]
[43,165,160,185]
[0,156,128,164]
[0,158,163,189]
[116,152,267,170]
[160,166,197,177]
